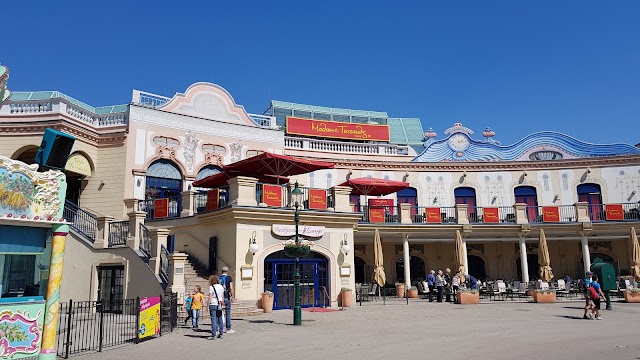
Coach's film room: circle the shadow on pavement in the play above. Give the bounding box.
[555,315,585,320]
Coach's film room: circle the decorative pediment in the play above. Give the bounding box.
[159,83,256,127]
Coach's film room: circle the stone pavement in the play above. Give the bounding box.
[77,299,640,360]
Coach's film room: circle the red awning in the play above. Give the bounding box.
[222,152,334,178]
[339,177,410,196]
[193,171,289,188]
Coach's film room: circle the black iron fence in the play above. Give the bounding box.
[139,193,182,220]
[108,220,129,247]
[56,294,177,358]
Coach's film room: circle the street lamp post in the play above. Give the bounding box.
[291,182,304,326]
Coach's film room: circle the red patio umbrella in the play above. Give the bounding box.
[338,177,410,196]
[193,171,289,188]
[223,152,334,181]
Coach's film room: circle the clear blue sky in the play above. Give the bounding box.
[2,1,639,145]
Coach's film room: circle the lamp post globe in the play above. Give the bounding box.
[249,240,259,255]
[341,242,351,255]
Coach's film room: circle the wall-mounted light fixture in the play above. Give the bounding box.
[248,230,259,255]
[341,234,350,255]
[433,197,438,204]
[523,171,528,177]
[136,178,142,187]
[491,196,497,204]
[462,171,467,178]
[586,167,592,174]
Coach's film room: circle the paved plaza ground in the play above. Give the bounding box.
[78,299,640,360]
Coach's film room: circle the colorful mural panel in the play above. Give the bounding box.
[0,301,45,359]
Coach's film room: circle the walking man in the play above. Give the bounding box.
[427,270,436,302]
[582,271,593,319]
[219,267,236,334]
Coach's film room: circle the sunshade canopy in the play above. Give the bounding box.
[631,227,640,282]
[538,229,554,282]
[338,177,410,196]
[193,170,288,188]
[223,152,334,178]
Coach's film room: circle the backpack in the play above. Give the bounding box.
[589,286,599,299]
[220,275,230,298]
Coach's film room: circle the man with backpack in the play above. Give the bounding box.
[219,267,236,333]
[589,275,606,320]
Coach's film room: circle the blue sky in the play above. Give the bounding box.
[2,1,639,146]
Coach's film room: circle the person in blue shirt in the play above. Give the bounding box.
[465,274,478,290]
[426,270,436,302]
[582,271,593,319]
[183,290,193,326]
[589,275,605,320]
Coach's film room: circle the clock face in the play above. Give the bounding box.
[448,134,470,152]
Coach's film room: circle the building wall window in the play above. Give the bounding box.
[578,183,604,221]
[514,186,539,221]
[202,144,226,155]
[454,187,477,221]
[153,136,180,147]
[246,150,264,158]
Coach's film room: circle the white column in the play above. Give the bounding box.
[403,238,411,288]
[519,236,530,284]
[462,237,469,275]
[581,234,591,274]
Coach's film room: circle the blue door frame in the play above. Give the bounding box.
[265,257,329,310]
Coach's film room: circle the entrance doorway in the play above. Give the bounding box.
[395,256,426,283]
[516,254,539,281]
[468,255,487,280]
[97,265,125,313]
[264,251,329,309]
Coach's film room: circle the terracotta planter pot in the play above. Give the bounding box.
[407,288,418,298]
[457,291,479,305]
[624,290,640,303]
[533,292,556,303]
[261,292,274,313]
[396,284,406,298]
[341,290,353,307]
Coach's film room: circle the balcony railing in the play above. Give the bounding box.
[360,206,400,223]
[622,203,640,221]
[284,136,410,156]
[411,206,457,224]
[468,206,518,224]
[139,193,182,220]
[194,187,230,214]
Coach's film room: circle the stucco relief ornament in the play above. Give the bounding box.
[156,146,176,160]
[229,142,243,163]
[205,153,223,167]
[183,131,199,171]
[481,127,500,145]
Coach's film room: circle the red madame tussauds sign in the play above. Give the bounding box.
[286,117,390,142]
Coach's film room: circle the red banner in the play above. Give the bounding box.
[483,207,500,223]
[369,208,385,223]
[425,207,441,223]
[308,189,327,210]
[262,184,283,207]
[368,198,394,207]
[542,206,560,222]
[605,204,624,221]
[153,198,169,219]
[206,189,219,211]
[286,117,390,142]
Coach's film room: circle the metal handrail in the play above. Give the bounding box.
[139,223,152,259]
[63,200,97,242]
[160,245,169,281]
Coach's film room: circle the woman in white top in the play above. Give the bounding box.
[208,275,225,340]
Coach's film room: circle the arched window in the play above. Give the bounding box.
[195,166,222,181]
[145,160,182,218]
[577,183,603,221]
[514,186,539,221]
[397,188,418,206]
[455,187,477,222]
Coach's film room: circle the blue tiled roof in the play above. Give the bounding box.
[10,91,127,114]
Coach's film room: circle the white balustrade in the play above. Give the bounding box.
[10,102,53,114]
[5,99,127,128]
[284,136,410,156]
